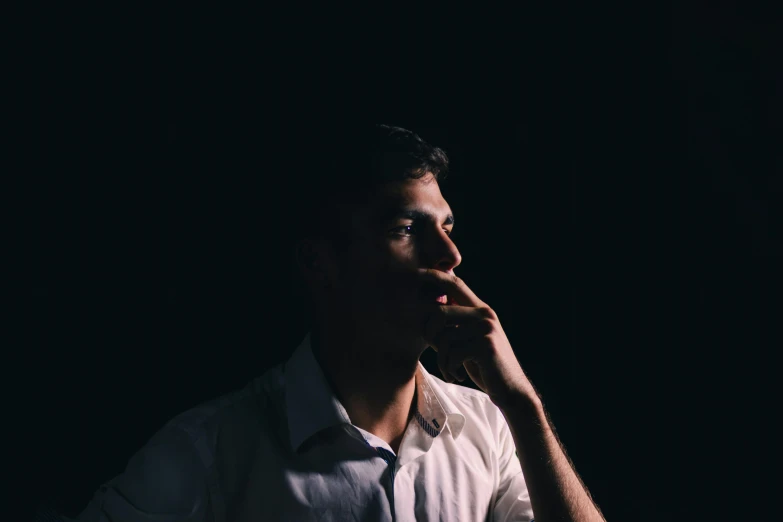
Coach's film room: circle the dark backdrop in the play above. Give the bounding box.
[20,3,780,521]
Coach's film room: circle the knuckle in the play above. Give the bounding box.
[479,318,494,334]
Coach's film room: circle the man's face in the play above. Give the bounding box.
[319,173,462,352]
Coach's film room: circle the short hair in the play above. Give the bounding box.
[291,124,450,248]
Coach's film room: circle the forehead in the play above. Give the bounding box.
[367,174,451,219]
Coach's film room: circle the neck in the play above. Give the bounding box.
[310,322,423,451]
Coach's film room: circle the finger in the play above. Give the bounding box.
[430,321,487,348]
[453,364,468,383]
[444,340,473,383]
[434,336,472,384]
[430,328,472,384]
[423,305,488,344]
[463,360,484,389]
[417,269,485,308]
[431,327,485,385]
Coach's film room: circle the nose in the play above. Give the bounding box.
[427,229,462,273]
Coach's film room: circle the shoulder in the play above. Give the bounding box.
[160,362,286,461]
[110,424,207,515]
[111,366,285,515]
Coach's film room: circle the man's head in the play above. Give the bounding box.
[293,124,461,357]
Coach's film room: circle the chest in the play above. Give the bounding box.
[229,436,497,522]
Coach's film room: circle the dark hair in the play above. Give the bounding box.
[292,124,450,246]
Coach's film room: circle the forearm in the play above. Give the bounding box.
[499,393,605,522]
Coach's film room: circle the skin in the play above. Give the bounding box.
[297,172,605,522]
[297,173,459,450]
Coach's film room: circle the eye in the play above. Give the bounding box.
[391,225,416,236]
[390,225,454,237]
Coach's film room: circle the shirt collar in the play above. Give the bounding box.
[414,360,467,440]
[284,333,352,453]
[284,333,467,453]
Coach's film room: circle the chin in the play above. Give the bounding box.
[374,320,426,349]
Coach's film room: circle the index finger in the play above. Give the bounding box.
[417,269,485,308]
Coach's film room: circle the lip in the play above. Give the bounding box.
[421,293,449,305]
[420,282,448,304]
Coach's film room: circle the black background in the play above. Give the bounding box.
[19,3,781,521]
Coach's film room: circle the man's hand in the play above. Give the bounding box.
[418,269,607,521]
[417,269,539,409]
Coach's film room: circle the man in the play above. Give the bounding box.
[71,125,605,521]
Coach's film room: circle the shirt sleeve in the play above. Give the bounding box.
[74,426,211,522]
[492,417,535,522]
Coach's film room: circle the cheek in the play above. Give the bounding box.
[378,267,423,307]
[339,251,390,295]
[341,242,421,302]
[383,240,421,272]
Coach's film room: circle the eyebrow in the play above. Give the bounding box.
[380,208,455,226]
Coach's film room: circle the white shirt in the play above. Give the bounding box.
[75,333,534,522]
